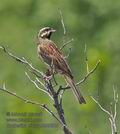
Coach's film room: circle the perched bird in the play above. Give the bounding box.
[37,27,86,104]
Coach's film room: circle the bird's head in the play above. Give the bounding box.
[38,27,56,39]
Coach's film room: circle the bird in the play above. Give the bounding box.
[37,27,86,104]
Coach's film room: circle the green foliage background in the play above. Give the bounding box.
[0,0,120,133]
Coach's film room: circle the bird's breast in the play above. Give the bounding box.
[37,45,52,66]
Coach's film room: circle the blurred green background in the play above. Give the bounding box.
[0,0,120,134]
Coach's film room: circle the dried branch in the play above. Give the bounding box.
[84,44,89,73]
[59,9,66,35]
[0,45,44,79]
[91,96,111,116]
[65,47,72,59]
[44,80,72,134]
[60,38,74,50]
[25,72,53,100]
[0,84,62,125]
[91,86,118,134]
[0,45,72,134]
[62,60,100,90]
[76,60,101,86]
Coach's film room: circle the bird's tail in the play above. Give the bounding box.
[64,75,86,104]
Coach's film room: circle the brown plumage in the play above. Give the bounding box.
[37,27,86,104]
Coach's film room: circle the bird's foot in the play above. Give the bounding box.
[43,69,53,81]
[43,75,53,81]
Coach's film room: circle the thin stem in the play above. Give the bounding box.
[25,72,53,100]
[91,86,118,134]
[59,9,66,35]
[62,60,100,90]
[91,96,111,117]
[76,60,100,86]
[60,39,74,50]
[0,86,62,125]
[0,45,44,78]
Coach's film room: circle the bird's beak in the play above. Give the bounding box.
[50,28,56,33]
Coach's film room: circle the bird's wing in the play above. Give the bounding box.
[41,41,73,78]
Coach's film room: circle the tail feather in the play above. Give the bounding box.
[64,75,86,104]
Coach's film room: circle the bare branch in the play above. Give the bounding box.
[60,38,74,50]
[25,72,53,100]
[62,60,100,90]
[76,60,100,86]
[84,44,89,73]
[43,81,72,134]
[65,47,72,59]
[0,85,62,125]
[59,9,66,35]
[0,45,72,134]
[112,85,118,121]
[91,86,118,134]
[0,45,44,79]
[91,96,111,116]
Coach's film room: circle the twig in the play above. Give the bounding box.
[91,96,111,116]
[91,86,118,134]
[0,85,62,125]
[76,60,100,86]
[60,38,74,50]
[84,44,89,73]
[62,60,100,90]
[65,47,72,59]
[0,45,44,79]
[25,72,53,100]
[59,9,66,35]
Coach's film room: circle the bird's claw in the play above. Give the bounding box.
[43,75,52,81]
